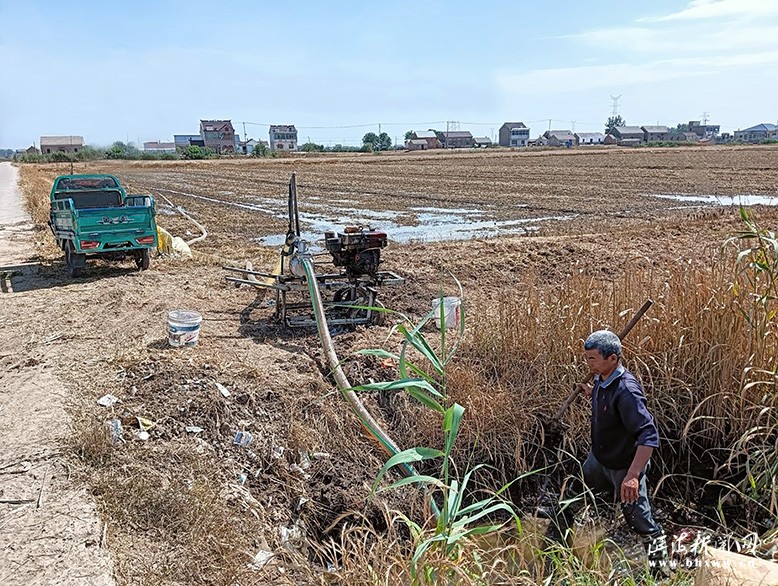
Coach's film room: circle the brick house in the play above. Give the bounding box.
[199,120,236,153]
[40,136,84,154]
[406,139,429,151]
[411,130,441,149]
[269,125,298,151]
[499,122,530,147]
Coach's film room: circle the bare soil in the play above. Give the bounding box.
[0,162,114,586]
[5,147,778,584]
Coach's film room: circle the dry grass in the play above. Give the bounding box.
[71,417,269,585]
[16,163,62,226]
[457,236,778,524]
[293,508,697,585]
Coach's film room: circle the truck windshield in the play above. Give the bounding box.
[57,177,118,190]
[54,190,123,209]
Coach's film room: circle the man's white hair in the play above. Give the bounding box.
[584,330,622,358]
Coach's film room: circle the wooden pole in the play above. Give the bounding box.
[552,299,653,420]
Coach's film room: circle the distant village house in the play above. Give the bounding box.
[688,120,720,138]
[439,131,474,148]
[240,139,267,155]
[269,125,298,151]
[406,139,429,151]
[667,129,698,142]
[734,123,778,143]
[40,136,84,154]
[200,120,236,154]
[499,122,529,147]
[574,132,604,146]
[473,136,492,148]
[143,141,176,153]
[174,134,204,151]
[604,126,647,146]
[641,126,671,142]
[609,126,644,142]
[543,130,575,147]
[409,130,440,150]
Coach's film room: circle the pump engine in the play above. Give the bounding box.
[324,227,388,277]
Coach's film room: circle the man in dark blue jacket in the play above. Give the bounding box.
[576,330,669,576]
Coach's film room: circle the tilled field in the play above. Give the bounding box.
[8,147,778,584]
[81,145,778,259]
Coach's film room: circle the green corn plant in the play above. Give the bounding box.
[370,402,524,582]
[351,274,466,413]
[351,277,534,582]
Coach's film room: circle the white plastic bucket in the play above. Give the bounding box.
[167,310,202,347]
[431,296,461,329]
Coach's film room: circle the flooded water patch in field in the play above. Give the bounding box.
[383,215,575,244]
[411,206,491,215]
[155,187,574,246]
[258,204,576,246]
[649,193,778,206]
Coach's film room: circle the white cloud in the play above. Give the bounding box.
[642,0,778,22]
[570,23,778,54]
[496,1,778,131]
[496,51,778,96]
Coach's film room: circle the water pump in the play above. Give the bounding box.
[324,227,388,277]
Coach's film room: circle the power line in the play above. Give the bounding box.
[239,118,605,138]
[241,121,378,130]
[240,120,451,130]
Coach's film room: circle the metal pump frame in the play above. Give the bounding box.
[224,173,403,328]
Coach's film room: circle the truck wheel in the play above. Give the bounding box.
[135,249,150,271]
[65,242,85,278]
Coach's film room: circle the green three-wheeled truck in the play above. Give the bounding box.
[48,174,158,277]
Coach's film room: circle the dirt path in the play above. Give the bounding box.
[0,162,36,266]
[0,162,114,585]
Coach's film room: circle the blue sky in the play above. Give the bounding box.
[1,0,777,148]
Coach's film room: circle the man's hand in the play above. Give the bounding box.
[621,473,640,504]
[577,382,594,399]
[623,446,653,504]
